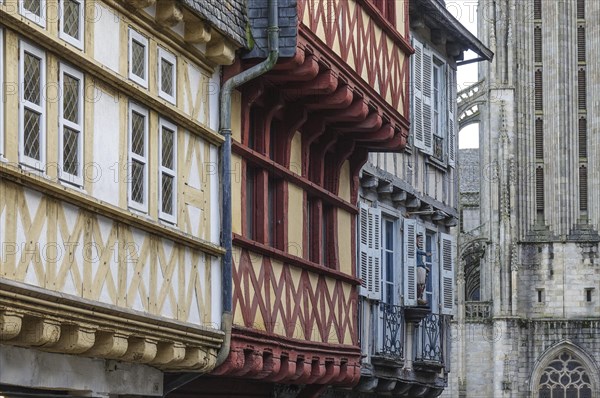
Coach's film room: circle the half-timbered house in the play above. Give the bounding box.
[354,0,492,396]
[168,0,413,396]
[0,0,245,396]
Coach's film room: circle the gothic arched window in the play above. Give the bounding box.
[537,352,593,398]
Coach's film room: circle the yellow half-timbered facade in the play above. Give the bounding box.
[0,0,246,395]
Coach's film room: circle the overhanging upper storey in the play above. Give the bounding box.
[243,0,413,151]
[410,0,493,63]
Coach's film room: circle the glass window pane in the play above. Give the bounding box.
[161,127,174,169]
[63,0,80,39]
[131,160,145,204]
[161,173,174,215]
[161,58,174,95]
[23,0,41,16]
[131,111,145,156]
[24,52,41,104]
[63,126,79,176]
[131,39,145,79]
[24,109,41,160]
[63,73,79,123]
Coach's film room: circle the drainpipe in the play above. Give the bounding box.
[162,1,279,396]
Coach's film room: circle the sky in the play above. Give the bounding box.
[446,0,482,149]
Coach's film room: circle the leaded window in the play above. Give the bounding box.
[19,41,46,170]
[59,64,84,185]
[128,103,149,212]
[538,352,593,398]
[158,47,176,104]
[159,118,177,223]
[21,0,46,27]
[59,0,84,49]
[128,29,148,88]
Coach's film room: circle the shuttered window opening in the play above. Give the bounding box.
[358,204,382,300]
[579,165,588,211]
[536,166,545,214]
[577,0,585,19]
[440,233,455,315]
[579,118,587,158]
[534,25,542,63]
[535,118,544,159]
[534,0,542,19]
[578,25,586,63]
[535,69,543,111]
[403,219,417,306]
[578,68,586,110]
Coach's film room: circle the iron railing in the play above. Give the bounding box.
[415,313,447,364]
[377,303,404,359]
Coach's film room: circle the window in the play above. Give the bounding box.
[159,118,177,223]
[370,0,395,25]
[585,288,593,303]
[128,102,149,212]
[19,41,46,170]
[128,29,148,88]
[412,39,455,166]
[382,219,396,305]
[59,0,84,49]
[158,47,176,104]
[58,63,84,185]
[245,164,256,239]
[537,288,545,303]
[537,352,593,398]
[20,0,46,27]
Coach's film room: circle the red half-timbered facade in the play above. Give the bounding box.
[170,0,412,396]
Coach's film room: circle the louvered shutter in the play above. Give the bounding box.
[358,204,382,300]
[439,232,455,315]
[412,40,425,151]
[422,48,434,155]
[403,219,417,306]
[369,207,382,300]
[358,203,370,297]
[447,65,456,167]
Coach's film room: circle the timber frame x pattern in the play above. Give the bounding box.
[216,0,413,387]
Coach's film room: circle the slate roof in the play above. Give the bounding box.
[243,0,298,59]
[180,0,248,48]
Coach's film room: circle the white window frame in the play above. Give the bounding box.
[0,28,4,158]
[128,28,149,88]
[19,0,46,28]
[128,102,149,212]
[19,40,46,171]
[158,47,177,105]
[158,118,177,223]
[59,0,84,49]
[58,63,84,186]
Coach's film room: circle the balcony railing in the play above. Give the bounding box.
[415,313,447,364]
[377,303,405,360]
[465,301,492,321]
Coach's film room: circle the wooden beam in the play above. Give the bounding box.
[377,181,393,194]
[361,175,378,189]
[207,35,236,65]
[126,0,156,8]
[392,190,407,203]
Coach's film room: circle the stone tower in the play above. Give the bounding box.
[445,0,600,397]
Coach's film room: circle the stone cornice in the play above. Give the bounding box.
[0,278,224,371]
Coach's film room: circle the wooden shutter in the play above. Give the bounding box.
[447,65,456,167]
[439,232,455,315]
[358,203,382,300]
[578,25,586,63]
[403,219,417,306]
[577,0,585,19]
[422,48,434,154]
[412,40,425,151]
